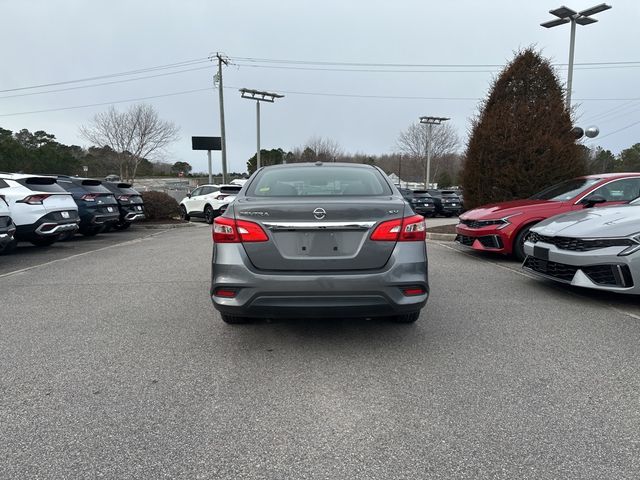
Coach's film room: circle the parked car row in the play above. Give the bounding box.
[455,172,640,295]
[0,173,145,252]
[399,188,463,217]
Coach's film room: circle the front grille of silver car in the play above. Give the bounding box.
[527,232,633,251]
[524,257,634,287]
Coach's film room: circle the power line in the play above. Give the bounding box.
[1,83,639,118]
[0,65,214,100]
[598,118,640,139]
[231,55,640,68]
[234,62,640,73]
[0,88,212,117]
[0,57,210,93]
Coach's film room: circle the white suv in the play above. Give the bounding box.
[0,174,80,246]
[0,192,16,253]
[179,184,241,224]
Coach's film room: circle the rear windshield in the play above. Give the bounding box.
[530,178,601,201]
[57,179,111,194]
[103,183,139,195]
[248,166,392,197]
[16,177,67,193]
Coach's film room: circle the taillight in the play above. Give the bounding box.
[370,214,426,242]
[81,193,99,202]
[117,195,130,202]
[215,194,228,200]
[0,194,7,206]
[213,217,268,243]
[17,194,51,205]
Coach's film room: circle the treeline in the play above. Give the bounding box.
[0,127,174,177]
[247,147,465,187]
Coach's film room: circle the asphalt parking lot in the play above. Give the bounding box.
[2,226,640,479]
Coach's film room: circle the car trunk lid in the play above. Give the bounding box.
[234,197,405,271]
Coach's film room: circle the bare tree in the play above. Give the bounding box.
[80,103,180,183]
[305,136,343,162]
[395,122,460,185]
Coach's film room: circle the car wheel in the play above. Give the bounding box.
[204,205,215,224]
[388,311,420,323]
[103,224,113,233]
[179,205,190,221]
[81,226,103,236]
[1,238,18,253]
[221,314,250,324]
[513,225,534,261]
[30,236,57,247]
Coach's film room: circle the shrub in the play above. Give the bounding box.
[141,191,179,220]
[462,48,585,209]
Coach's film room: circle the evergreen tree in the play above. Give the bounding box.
[462,48,584,209]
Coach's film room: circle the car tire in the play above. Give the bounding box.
[221,314,250,324]
[389,311,420,323]
[1,238,18,253]
[179,205,190,221]
[81,226,103,236]
[204,205,215,224]
[30,236,57,247]
[513,225,534,261]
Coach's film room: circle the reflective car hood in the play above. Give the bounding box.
[533,205,640,238]
[461,199,563,220]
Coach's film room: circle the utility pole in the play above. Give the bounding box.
[419,116,449,189]
[215,52,229,183]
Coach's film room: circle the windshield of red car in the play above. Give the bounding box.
[530,178,601,201]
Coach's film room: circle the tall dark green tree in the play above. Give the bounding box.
[619,144,640,172]
[462,48,584,208]
[246,148,288,174]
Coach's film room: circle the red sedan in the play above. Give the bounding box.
[455,173,640,260]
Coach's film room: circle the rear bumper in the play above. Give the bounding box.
[413,205,436,216]
[120,204,145,222]
[211,242,429,319]
[14,211,79,240]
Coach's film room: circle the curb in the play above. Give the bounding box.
[139,222,199,230]
[426,232,456,242]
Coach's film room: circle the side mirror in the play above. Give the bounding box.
[581,194,607,208]
[186,192,192,198]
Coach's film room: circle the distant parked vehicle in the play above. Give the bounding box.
[0,192,16,252]
[523,199,640,294]
[456,173,640,261]
[56,177,120,236]
[102,182,145,230]
[105,174,120,182]
[179,184,242,224]
[399,189,436,217]
[427,189,463,217]
[0,174,79,246]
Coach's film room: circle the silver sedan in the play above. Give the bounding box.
[523,201,640,294]
[210,163,429,324]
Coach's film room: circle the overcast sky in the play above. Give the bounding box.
[1,0,638,174]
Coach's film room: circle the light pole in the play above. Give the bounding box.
[541,3,612,108]
[240,88,284,170]
[419,116,449,189]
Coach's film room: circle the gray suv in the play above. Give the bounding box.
[210,163,429,324]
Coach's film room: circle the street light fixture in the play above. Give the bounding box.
[240,88,284,170]
[419,116,449,189]
[541,3,612,108]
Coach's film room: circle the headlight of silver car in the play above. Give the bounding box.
[619,233,640,256]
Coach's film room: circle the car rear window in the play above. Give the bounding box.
[16,177,67,193]
[248,166,392,197]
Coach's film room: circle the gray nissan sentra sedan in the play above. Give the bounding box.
[210,162,429,324]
